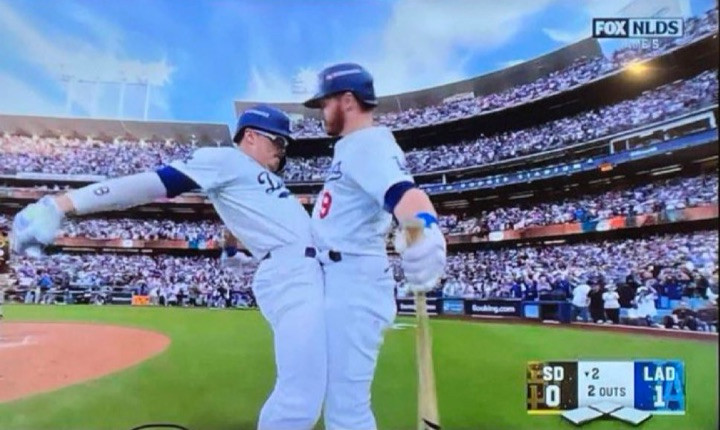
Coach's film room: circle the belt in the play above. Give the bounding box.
[262,247,342,262]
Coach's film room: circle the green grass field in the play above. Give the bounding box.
[0,305,716,430]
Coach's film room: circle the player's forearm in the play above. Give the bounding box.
[393,188,437,221]
[53,171,168,216]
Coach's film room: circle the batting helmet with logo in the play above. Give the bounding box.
[303,63,377,109]
[232,104,293,173]
[232,104,294,145]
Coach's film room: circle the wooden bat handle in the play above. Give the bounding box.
[400,219,441,430]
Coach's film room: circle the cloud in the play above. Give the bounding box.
[66,1,124,53]
[0,0,174,118]
[240,0,553,101]
[347,0,557,95]
[244,66,307,103]
[371,0,552,93]
[0,72,64,116]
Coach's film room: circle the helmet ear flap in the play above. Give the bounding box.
[232,127,247,144]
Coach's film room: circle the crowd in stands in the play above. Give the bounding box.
[394,231,718,317]
[1,173,716,241]
[438,174,718,234]
[60,218,223,242]
[283,69,718,181]
[291,9,718,138]
[0,136,196,177]
[9,253,256,309]
[1,69,715,183]
[6,231,717,326]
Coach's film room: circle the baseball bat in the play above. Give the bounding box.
[402,221,441,430]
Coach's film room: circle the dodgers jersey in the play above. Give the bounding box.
[170,147,312,259]
[311,126,413,256]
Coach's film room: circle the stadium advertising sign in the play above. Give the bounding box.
[110,292,133,305]
[442,299,465,315]
[465,299,522,317]
[396,298,439,316]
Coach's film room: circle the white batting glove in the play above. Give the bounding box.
[11,196,65,257]
[395,219,447,293]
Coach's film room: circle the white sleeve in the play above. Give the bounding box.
[169,148,236,192]
[344,138,414,207]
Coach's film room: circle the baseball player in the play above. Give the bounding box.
[10,105,327,430]
[303,63,447,430]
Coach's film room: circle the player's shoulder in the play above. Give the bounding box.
[189,146,252,168]
[190,146,240,161]
[345,126,401,155]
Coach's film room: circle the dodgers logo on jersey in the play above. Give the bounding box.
[257,172,290,198]
[326,161,343,181]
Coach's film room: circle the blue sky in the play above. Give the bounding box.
[0,0,714,126]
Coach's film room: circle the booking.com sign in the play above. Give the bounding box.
[592,18,684,38]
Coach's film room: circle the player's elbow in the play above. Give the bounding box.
[392,187,436,220]
[156,166,200,198]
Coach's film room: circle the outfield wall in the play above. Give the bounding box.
[395,296,719,340]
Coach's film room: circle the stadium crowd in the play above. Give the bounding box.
[394,230,718,329]
[283,69,718,181]
[9,253,256,309]
[5,230,717,329]
[60,218,223,242]
[0,136,196,177]
[1,70,716,182]
[291,8,718,137]
[1,173,715,240]
[438,174,718,234]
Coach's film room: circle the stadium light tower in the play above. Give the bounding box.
[58,63,75,116]
[54,61,173,121]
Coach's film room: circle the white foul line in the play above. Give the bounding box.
[0,336,36,349]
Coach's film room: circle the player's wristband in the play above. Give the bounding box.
[224,246,238,257]
[415,212,438,228]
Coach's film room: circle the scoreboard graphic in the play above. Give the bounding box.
[527,360,685,414]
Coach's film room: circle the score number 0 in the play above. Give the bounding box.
[541,366,564,407]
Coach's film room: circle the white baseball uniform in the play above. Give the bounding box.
[312,126,413,430]
[171,147,326,430]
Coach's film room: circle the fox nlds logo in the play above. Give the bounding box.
[592,18,684,38]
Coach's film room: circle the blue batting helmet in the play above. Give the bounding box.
[303,63,377,109]
[233,104,294,145]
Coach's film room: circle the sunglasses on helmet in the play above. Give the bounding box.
[252,129,289,149]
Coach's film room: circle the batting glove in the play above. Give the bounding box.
[395,214,447,293]
[11,196,65,257]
